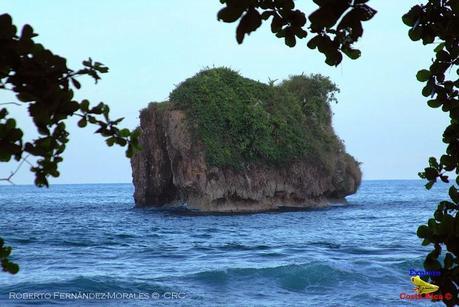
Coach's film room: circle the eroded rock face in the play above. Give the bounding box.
[131,104,361,213]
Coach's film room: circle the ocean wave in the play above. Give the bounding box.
[189,242,277,253]
[309,241,341,249]
[387,256,425,272]
[218,243,272,251]
[188,262,369,291]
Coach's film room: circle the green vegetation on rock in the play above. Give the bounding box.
[168,67,343,171]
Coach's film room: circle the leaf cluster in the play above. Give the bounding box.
[0,238,18,274]
[218,0,376,65]
[0,14,140,187]
[406,1,459,304]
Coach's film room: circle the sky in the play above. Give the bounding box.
[0,0,450,184]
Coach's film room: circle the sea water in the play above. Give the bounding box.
[0,180,448,306]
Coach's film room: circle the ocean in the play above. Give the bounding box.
[0,180,448,306]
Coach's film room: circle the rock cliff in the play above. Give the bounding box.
[131,68,361,213]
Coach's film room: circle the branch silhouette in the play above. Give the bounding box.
[0,155,32,185]
[0,102,21,106]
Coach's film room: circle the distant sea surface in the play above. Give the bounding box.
[0,180,448,306]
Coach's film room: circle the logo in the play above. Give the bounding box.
[399,270,453,301]
[410,275,438,295]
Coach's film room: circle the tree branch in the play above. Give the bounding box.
[0,155,32,185]
[0,102,21,106]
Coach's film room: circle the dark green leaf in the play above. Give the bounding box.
[217,6,244,23]
[416,69,431,82]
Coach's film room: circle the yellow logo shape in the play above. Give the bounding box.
[411,275,439,295]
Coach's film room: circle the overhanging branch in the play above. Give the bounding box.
[0,155,32,185]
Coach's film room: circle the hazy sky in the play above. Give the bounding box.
[0,1,449,184]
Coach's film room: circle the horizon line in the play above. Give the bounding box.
[0,178,430,187]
